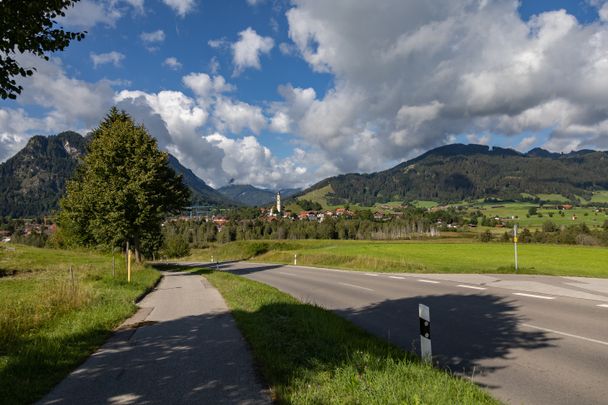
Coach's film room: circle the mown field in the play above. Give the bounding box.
[185,239,608,278]
[0,244,160,405]
[186,267,497,404]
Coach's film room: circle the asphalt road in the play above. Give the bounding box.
[206,261,608,405]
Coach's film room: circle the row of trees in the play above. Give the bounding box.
[479,222,608,246]
[161,216,444,249]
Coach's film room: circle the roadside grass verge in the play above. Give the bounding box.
[0,244,160,405]
[199,269,497,404]
[184,239,608,278]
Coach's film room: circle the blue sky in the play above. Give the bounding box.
[2,0,608,189]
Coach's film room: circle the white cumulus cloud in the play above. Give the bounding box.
[232,28,275,75]
[90,51,125,68]
[213,98,266,135]
[141,30,165,43]
[162,0,195,17]
[273,0,608,176]
[163,57,183,70]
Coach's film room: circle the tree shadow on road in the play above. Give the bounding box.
[334,293,557,387]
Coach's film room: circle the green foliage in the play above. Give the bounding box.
[0,1,86,99]
[160,231,190,258]
[298,199,323,211]
[479,230,493,242]
[0,244,160,403]
[59,108,190,259]
[542,220,558,233]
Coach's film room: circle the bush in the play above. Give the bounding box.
[479,230,493,242]
[542,220,558,233]
[161,233,190,258]
[575,234,600,246]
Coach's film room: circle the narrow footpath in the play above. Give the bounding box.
[39,271,271,405]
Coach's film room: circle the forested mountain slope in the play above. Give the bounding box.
[302,144,608,206]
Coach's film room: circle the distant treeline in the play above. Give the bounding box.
[163,216,443,248]
[480,221,608,246]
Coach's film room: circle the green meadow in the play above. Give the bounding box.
[186,239,608,278]
[458,201,606,230]
[0,244,160,404]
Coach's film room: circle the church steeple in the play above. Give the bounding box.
[276,192,281,214]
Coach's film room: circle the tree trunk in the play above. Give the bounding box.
[133,235,142,263]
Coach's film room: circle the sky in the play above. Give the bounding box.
[2,0,608,190]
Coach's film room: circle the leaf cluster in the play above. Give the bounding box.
[0,0,85,99]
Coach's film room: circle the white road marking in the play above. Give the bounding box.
[522,323,608,347]
[389,276,405,279]
[457,284,487,290]
[365,273,379,277]
[276,272,298,277]
[338,282,374,291]
[597,304,608,308]
[513,292,555,300]
[417,279,440,284]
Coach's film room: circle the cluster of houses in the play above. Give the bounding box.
[0,219,57,243]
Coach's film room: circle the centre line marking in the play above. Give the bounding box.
[338,282,374,291]
[513,292,555,300]
[389,276,405,279]
[365,273,379,277]
[522,323,608,347]
[598,304,608,308]
[418,279,440,284]
[276,272,298,277]
[457,284,487,290]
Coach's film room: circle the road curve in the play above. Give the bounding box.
[202,261,608,405]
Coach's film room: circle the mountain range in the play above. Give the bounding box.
[298,143,608,206]
[3,131,608,218]
[0,131,300,217]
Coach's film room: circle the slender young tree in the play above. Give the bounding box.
[60,108,190,261]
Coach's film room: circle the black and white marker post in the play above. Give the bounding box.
[419,304,432,362]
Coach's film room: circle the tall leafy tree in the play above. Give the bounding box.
[1,0,85,99]
[60,108,190,261]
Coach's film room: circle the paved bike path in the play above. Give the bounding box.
[39,271,271,405]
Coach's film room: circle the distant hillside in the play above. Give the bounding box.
[300,144,608,206]
[0,132,236,217]
[167,155,236,207]
[0,132,86,217]
[218,184,300,206]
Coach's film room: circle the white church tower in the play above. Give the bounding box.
[276,192,281,214]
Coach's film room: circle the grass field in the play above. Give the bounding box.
[590,190,608,203]
[460,201,605,229]
[185,239,608,278]
[0,244,160,404]
[294,184,336,210]
[194,268,497,404]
